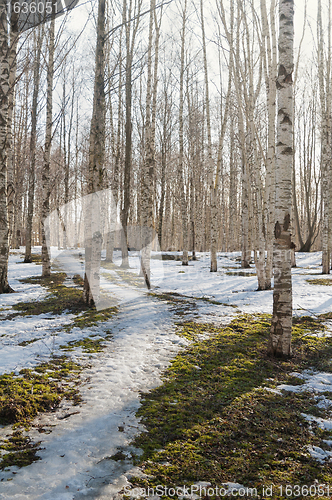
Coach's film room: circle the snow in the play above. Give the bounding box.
[307,445,332,463]
[278,371,332,394]
[1,249,332,497]
[277,369,332,463]
[0,299,181,497]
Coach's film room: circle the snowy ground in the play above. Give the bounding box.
[0,249,332,498]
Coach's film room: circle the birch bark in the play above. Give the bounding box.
[24,27,42,263]
[260,0,277,289]
[121,0,142,268]
[178,0,188,266]
[268,0,294,358]
[41,16,55,277]
[83,0,106,306]
[105,26,122,263]
[0,0,12,293]
[6,17,18,249]
[318,0,331,274]
[140,0,156,288]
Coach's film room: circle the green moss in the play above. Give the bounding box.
[0,356,82,426]
[14,273,84,317]
[0,430,41,471]
[149,291,237,309]
[151,254,197,261]
[18,338,41,346]
[102,262,146,288]
[109,451,128,461]
[318,311,332,322]
[225,271,257,277]
[307,278,332,286]
[30,254,43,264]
[60,336,107,353]
[65,307,117,331]
[18,254,43,265]
[8,273,118,331]
[129,315,332,498]
[1,430,32,452]
[175,322,201,341]
[73,274,84,286]
[0,431,41,469]
[293,315,325,332]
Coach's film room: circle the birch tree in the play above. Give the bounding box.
[140,0,161,287]
[198,0,216,271]
[268,0,294,357]
[0,0,12,293]
[6,14,19,249]
[318,0,331,274]
[41,16,55,277]
[105,20,122,264]
[83,0,106,306]
[140,0,155,287]
[260,0,277,289]
[178,0,188,265]
[157,68,172,249]
[24,26,42,263]
[121,0,142,268]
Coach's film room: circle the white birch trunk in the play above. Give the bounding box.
[24,27,42,263]
[83,0,106,306]
[6,21,18,250]
[0,0,12,293]
[178,0,188,266]
[268,0,294,358]
[318,0,331,274]
[140,0,156,288]
[41,17,55,278]
[261,0,277,289]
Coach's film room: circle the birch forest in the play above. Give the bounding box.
[6,0,332,492]
[0,0,330,354]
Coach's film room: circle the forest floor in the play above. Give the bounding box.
[1,249,332,498]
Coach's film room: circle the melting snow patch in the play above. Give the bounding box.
[262,387,282,395]
[302,413,332,431]
[221,483,247,495]
[277,371,332,394]
[307,445,332,463]
[316,395,332,410]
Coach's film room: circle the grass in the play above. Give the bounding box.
[18,338,41,346]
[225,271,257,277]
[30,254,43,264]
[307,278,332,286]
[127,315,332,499]
[1,269,117,420]
[0,355,82,426]
[0,354,82,469]
[0,355,82,470]
[150,291,237,309]
[67,307,117,331]
[14,273,84,316]
[16,253,43,265]
[102,262,146,288]
[59,333,113,353]
[151,254,198,261]
[10,272,118,331]
[0,431,41,470]
[0,269,118,471]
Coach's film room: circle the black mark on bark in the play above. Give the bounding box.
[283,213,290,231]
[274,221,281,239]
